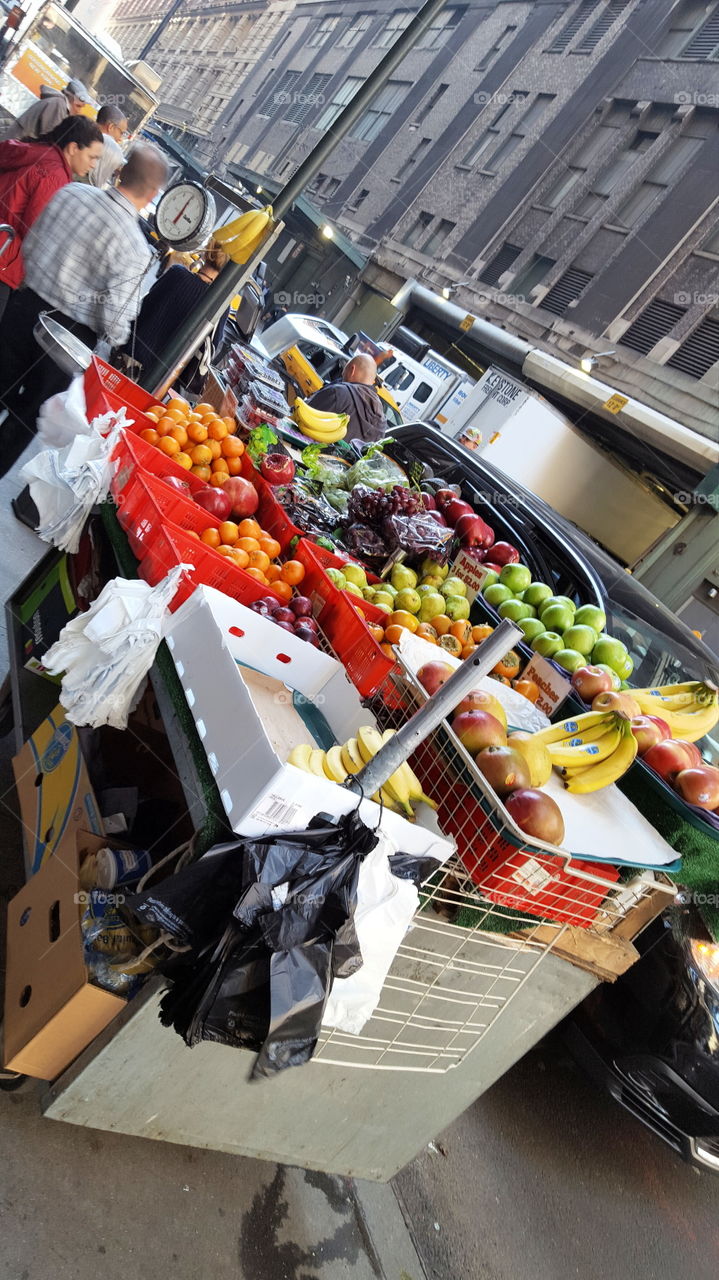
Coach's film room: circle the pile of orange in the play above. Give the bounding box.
[138,397,245,483]
[185,516,305,598]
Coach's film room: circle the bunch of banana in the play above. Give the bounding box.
[213,206,273,264]
[630,680,718,742]
[287,727,437,819]
[531,709,638,793]
[293,397,349,443]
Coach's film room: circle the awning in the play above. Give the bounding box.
[228,165,367,270]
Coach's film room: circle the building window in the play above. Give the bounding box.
[324,178,341,198]
[423,218,456,255]
[547,0,595,52]
[415,83,448,123]
[308,15,339,47]
[480,242,523,286]
[511,253,556,296]
[475,23,517,71]
[337,13,372,49]
[697,224,719,257]
[574,0,631,53]
[258,70,299,118]
[373,10,412,49]
[539,266,593,315]
[481,93,554,172]
[283,73,331,125]
[541,120,623,207]
[657,1,716,56]
[396,136,431,179]
[348,187,369,210]
[620,299,687,354]
[666,315,719,377]
[417,7,466,50]
[351,79,411,142]
[402,210,433,247]
[681,7,719,58]
[316,76,364,131]
[613,134,704,228]
[574,129,659,217]
[459,99,518,168]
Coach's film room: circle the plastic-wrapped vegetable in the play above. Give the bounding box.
[345,444,400,492]
[383,511,455,562]
[343,523,390,560]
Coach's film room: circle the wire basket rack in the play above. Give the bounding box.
[313,660,671,1074]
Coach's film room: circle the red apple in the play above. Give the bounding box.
[274,608,296,626]
[592,690,642,719]
[290,596,313,618]
[294,622,320,647]
[643,739,700,783]
[488,541,520,566]
[505,789,565,846]
[417,661,454,696]
[475,746,530,797]
[674,766,719,810]
[455,512,495,548]
[630,714,672,756]
[421,493,437,511]
[434,488,462,511]
[571,665,614,702]
[427,510,449,526]
[453,709,506,753]
[222,476,259,519]
[444,498,474,526]
[483,562,502,574]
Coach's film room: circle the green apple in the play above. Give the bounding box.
[421,557,448,581]
[395,587,421,615]
[373,591,394,611]
[540,603,575,633]
[595,662,621,691]
[574,603,606,633]
[532,631,564,658]
[444,594,470,621]
[480,568,499,589]
[499,563,532,594]
[418,592,446,622]
[343,562,367,590]
[591,635,629,675]
[440,576,467,599]
[554,648,587,673]
[523,581,554,608]
[562,624,598,656]
[344,581,364,598]
[484,583,514,607]
[518,617,546,642]
[617,652,634,679]
[539,595,576,617]
[326,568,346,590]
[391,564,417,592]
[499,599,537,622]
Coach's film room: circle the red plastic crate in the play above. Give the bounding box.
[114,470,221,559]
[240,454,304,551]
[112,429,208,500]
[84,357,158,429]
[137,518,282,613]
[294,539,394,698]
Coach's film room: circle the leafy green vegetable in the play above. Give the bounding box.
[300,443,325,479]
[315,536,335,552]
[247,423,278,466]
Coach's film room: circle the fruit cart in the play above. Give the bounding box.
[4,358,706,1179]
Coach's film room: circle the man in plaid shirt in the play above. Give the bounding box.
[0,143,169,476]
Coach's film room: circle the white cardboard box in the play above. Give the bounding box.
[165,587,453,861]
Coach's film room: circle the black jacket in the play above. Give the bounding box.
[308,380,386,442]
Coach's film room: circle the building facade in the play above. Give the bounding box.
[214,0,719,439]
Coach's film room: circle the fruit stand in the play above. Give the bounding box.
[4,349,718,1177]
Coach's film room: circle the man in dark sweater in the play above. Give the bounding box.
[307,352,386,442]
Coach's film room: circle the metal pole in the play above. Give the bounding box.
[139,0,186,60]
[141,0,450,395]
[347,621,522,798]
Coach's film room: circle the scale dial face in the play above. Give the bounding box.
[155,181,216,250]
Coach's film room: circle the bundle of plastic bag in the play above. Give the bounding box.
[42,568,185,728]
[21,416,127,553]
[36,373,126,449]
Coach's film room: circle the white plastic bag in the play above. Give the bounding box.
[42,568,185,729]
[37,374,130,448]
[21,417,126,553]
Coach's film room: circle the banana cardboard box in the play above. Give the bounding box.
[12,706,104,879]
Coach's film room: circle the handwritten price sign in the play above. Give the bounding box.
[521,654,572,716]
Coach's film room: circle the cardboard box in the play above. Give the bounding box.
[12,553,77,682]
[12,705,104,878]
[166,588,453,862]
[3,832,126,1080]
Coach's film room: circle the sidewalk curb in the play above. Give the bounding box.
[352,1176,429,1280]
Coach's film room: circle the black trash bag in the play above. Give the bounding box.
[388,852,440,887]
[122,807,378,1079]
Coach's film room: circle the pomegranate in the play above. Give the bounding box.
[193,488,232,520]
[222,476,259,519]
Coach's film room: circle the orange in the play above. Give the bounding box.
[368,623,385,643]
[167,397,189,413]
[186,421,209,443]
[513,678,540,704]
[432,614,452,636]
[191,464,211,481]
[209,472,228,487]
[380,643,396,661]
[265,564,282,583]
[221,436,244,458]
[259,536,281,560]
[194,403,215,416]
[248,549,270,573]
[439,635,462,656]
[139,427,159,446]
[231,546,249,568]
[237,518,261,540]
[450,620,473,645]
[218,521,239,545]
[215,544,237,558]
[472,624,494,643]
[207,419,228,441]
[461,643,478,659]
[200,527,221,548]
[225,457,243,476]
[211,456,229,473]
[187,411,203,422]
[220,415,236,433]
[416,623,438,643]
[175,452,192,470]
[144,410,160,423]
[387,610,418,634]
[155,415,176,437]
[189,444,213,467]
[245,567,268,585]
[207,439,222,460]
[166,407,187,424]
[236,536,259,554]
[280,560,305,586]
[158,436,181,456]
[149,404,166,417]
[169,424,188,448]
[384,623,408,645]
[273,580,293,602]
[185,530,200,540]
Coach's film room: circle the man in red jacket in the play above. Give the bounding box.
[0,115,103,321]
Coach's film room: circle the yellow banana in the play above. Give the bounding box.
[340,738,365,775]
[323,745,348,784]
[653,703,719,742]
[298,422,347,443]
[214,206,272,257]
[563,721,637,793]
[533,710,616,746]
[288,744,313,771]
[379,730,437,810]
[548,726,622,769]
[309,749,328,778]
